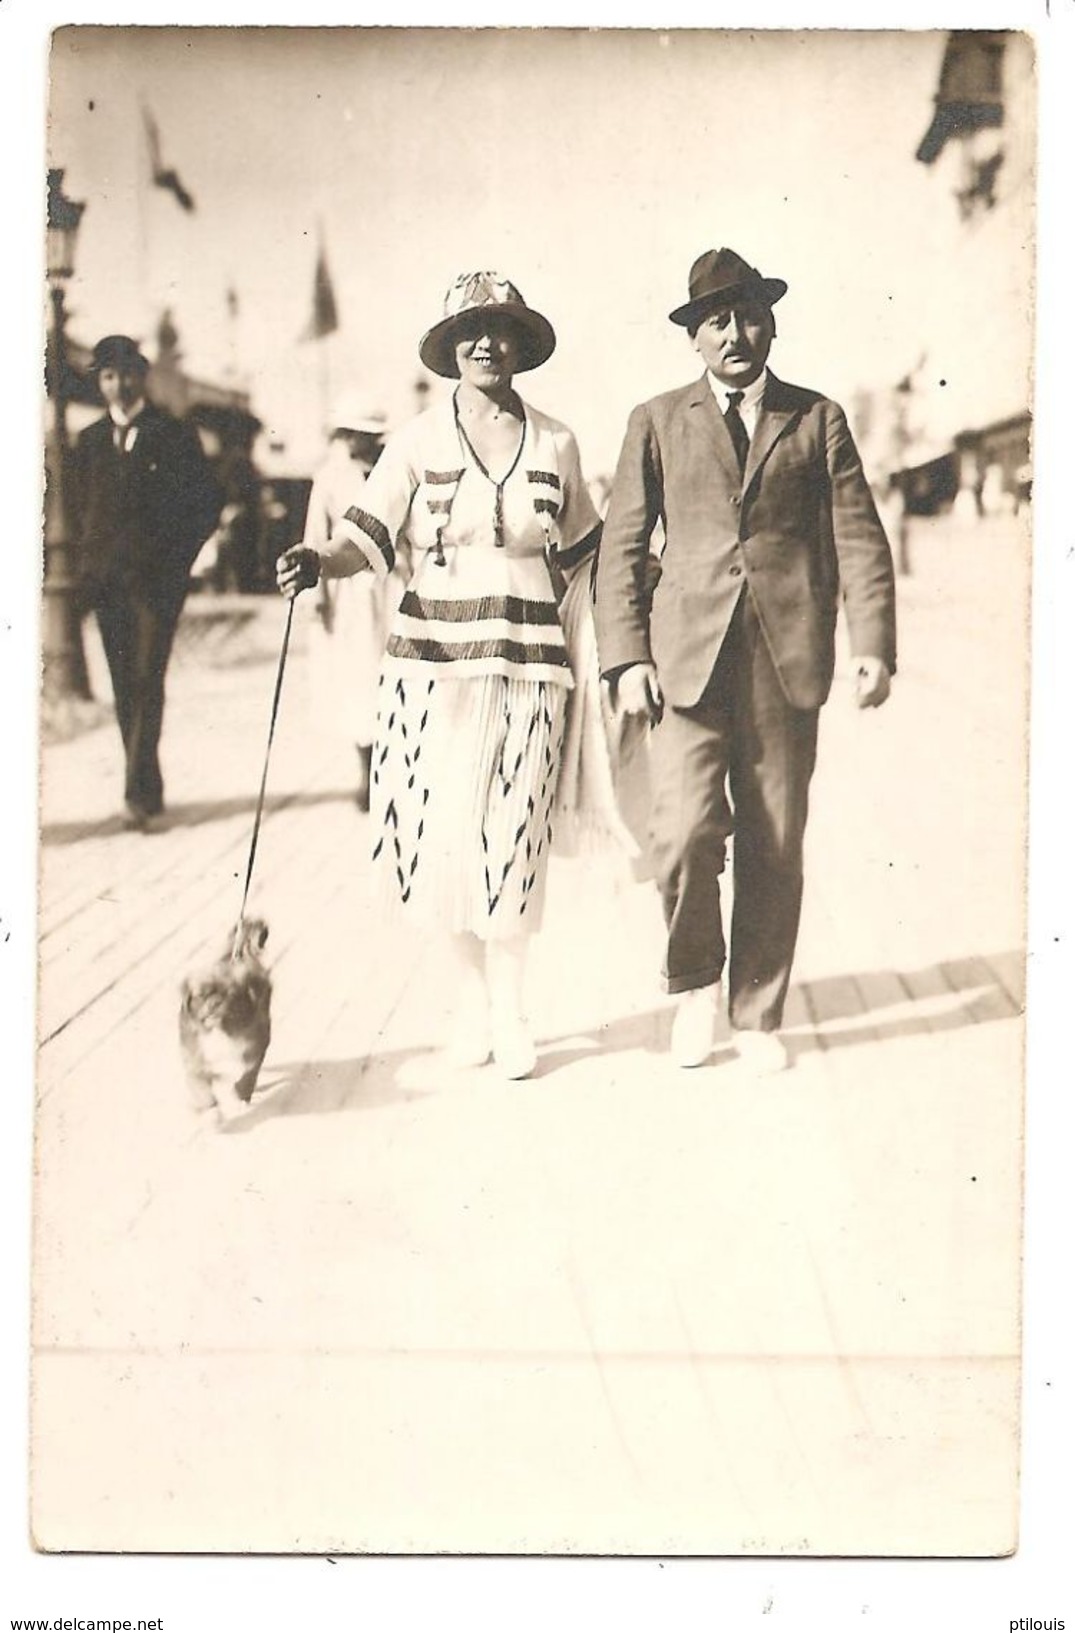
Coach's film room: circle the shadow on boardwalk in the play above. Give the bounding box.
[217,949,1022,1133]
[40,786,356,847]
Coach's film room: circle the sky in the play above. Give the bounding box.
[43,25,1032,476]
[4,0,1075,1629]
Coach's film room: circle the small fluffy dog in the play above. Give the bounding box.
[179,917,272,1121]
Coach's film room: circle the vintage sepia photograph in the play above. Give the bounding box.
[9,2,1066,1593]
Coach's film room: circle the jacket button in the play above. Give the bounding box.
[730,495,740,507]
[729,564,743,577]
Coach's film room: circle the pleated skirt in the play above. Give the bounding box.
[369,668,568,939]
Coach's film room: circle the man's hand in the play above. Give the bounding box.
[853,656,891,709]
[614,662,664,726]
[276,545,321,599]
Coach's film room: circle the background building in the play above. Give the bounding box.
[886,30,1034,519]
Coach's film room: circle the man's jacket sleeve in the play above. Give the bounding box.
[594,403,662,679]
[825,402,898,675]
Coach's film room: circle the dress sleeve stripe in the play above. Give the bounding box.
[555,521,602,572]
[342,505,395,573]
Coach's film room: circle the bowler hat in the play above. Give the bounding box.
[669,248,787,329]
[419,271,556,380]
[90,334,150,373]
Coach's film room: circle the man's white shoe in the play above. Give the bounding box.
[733,1028,789,1074]
[671,985,718,1068]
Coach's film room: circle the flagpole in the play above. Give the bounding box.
[298,222,341,466]
[317,219,331,443]
[319,329,332,446]
[135,95,152,340]
[225,285,240,387]
[138,100,197,367]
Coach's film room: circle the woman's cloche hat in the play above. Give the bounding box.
[669,247,788,329]
[419,271,556,380]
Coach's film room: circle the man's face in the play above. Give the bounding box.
[98,364,147,413]
[691,298,775,387]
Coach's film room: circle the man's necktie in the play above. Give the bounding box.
[113,420,140,454]
[724,390,750,477]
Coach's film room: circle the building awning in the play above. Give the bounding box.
[899,434,955,471]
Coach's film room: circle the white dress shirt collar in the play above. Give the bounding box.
[109,398,147,453]
[707,368,769,436]
[108,397,147,429]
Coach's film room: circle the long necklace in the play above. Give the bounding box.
[453,394,526,549]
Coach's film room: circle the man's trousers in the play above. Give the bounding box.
[94,589,183,817]
[646,591,819,1032]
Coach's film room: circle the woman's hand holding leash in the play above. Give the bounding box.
[276,545,321,599]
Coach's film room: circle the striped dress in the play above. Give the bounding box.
[334,394,600,939]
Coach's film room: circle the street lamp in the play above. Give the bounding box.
[43,167,91,702]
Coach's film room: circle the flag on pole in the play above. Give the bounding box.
[142,106,196,212]
[299,241,339,341]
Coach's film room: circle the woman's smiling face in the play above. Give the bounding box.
[453,313,523,386]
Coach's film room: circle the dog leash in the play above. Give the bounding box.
[231,597,295,962]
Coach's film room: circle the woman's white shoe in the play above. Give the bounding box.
[443,1025,492,1070]
[443,986,492,1069]
[491,1013,537,1080]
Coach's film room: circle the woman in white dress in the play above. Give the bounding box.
[300,395,398,810]
[277,272,601,1078]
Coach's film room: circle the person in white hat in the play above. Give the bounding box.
[300,392,393,809]
[278,272,602,1080]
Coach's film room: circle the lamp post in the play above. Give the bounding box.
[43,168,91,702]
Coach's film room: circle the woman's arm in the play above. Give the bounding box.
[278,421,420,597]
[551,426,602,580]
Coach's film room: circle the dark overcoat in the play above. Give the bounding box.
[73,403,220,614]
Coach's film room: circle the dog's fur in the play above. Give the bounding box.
[179,918,272,1120]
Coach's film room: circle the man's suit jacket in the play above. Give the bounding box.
[595,371,897,711]
[73,402,221,615]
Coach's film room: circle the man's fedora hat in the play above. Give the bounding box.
[90,334,151,373]
[669,248,788,328]
[419,271,556,380]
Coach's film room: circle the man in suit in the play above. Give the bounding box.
[73,334,220,830]
[595,248,897,1072]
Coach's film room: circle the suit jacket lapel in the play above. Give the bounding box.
[686,375,743,488]
[743,373,800,494]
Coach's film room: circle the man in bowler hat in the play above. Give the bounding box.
[595,248,897,1071]
[72,335,220,829]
